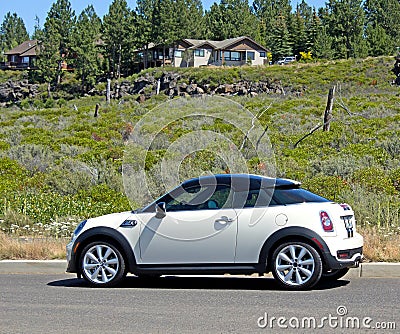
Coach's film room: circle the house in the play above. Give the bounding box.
[137,36,270,69]
[1,40,38,70]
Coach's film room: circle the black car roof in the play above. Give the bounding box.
[182,174,301,190]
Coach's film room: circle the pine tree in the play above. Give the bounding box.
[205,0,259,41]
[324,0,367,59]
[103,0,136,78]
[135,0,157,69]
[253,0,292,49]
[313,24,334,59]
[0,12,29,61]
[38,0,76,86]
[31,16,43,40]
[364,0,400,55]
[72,5,102,92]
[365,25,392,56]
[290,9,308,58]
[183,0,206,39]
[270,13,292,61]
[307,8,321,55]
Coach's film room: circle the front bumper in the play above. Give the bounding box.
[66,240,77,273]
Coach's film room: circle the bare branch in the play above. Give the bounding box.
[239,102,273,151]
[293,123,323,148]
[256,125,269,151]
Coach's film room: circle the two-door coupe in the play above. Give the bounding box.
[66,174,363,290]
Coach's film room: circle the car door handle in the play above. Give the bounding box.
[215,216,235,224]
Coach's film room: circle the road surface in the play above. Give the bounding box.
[1,274,399,333]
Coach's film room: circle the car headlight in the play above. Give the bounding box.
[73,219,87,236]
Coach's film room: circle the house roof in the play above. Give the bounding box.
[4,40,38,56]
[183,36,269,52]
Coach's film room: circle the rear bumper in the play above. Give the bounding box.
[323,246,363,270]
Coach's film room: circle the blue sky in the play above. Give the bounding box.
[0,0,327,36]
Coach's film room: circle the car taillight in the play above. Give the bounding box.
[320,211,334,232]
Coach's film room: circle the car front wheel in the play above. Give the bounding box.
[271,241,322,290]
[80,241,126,287]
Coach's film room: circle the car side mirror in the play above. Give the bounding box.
[155,202,166,219]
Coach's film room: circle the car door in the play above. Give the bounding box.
[233,187,281,263]
[136,184,238,264]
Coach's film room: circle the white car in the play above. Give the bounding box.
[276,56,296,65]
[66,174,363,290]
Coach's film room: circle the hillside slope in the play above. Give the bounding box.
[0,57,399,260]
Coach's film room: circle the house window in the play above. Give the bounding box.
[247,51,255,61]
[260,51,266,58]
[194,49,205,57]
[174,50,183,58]
[221,51,241,61]
[22,57,30,64]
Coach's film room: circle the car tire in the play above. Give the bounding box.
[321,268,349,281]
[271,241,322,290]
[80,241,126,287]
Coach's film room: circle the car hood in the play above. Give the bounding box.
[83,211,136,231]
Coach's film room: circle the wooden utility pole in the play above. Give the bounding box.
[323,86,335,131]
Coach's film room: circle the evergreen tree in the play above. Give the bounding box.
[136,0,157,69]
[324,0,367,59]
[72,5,102,92]
[364,0,400,55]
[38,0,76,86]
[313,24,334,59]
[205,0,259,41]
[290,8,308,58]
[0,12,29,61]
[253,0,292,49]
[103,0,136,78]
[365,24,392,56]
[183,0,206,39]
[270,13,292,61]
[307,8,321,55]
[32,16,43,40]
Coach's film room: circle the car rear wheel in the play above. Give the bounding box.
[271,241,322,290]
[80,242,126,287]
[321,268,349,281]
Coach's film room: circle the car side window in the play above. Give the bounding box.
[233,188,276,208]
[164,184,232,212]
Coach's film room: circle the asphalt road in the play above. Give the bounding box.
[0,274,399,334]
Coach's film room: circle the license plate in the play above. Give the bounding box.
[341,215,354,237]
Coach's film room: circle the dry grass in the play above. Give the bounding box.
[0,232,67,260]
[0,229,399,262]
[358,226,400,262]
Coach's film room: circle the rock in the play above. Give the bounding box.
[179,82,188,91]
[186,83,197,94]
[236,84,248,95]
[169,80,177,89]
[136,94,146,103]
[196,86,205,94]
[0,87,13,101]
[215,84,234,94]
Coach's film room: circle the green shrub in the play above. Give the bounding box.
[302,175,351,201]
[351,167,397,195]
